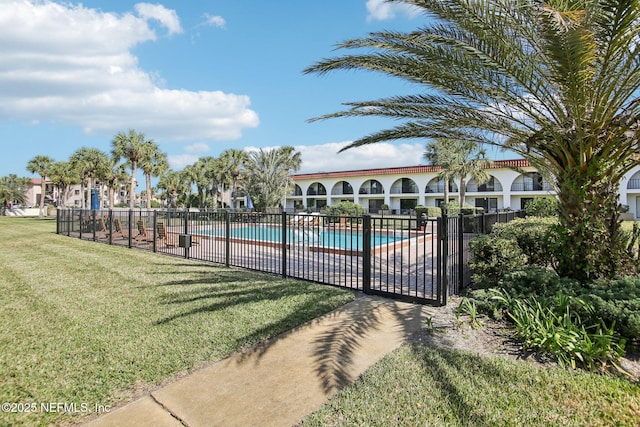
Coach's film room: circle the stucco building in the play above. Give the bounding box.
[286,159,640,219]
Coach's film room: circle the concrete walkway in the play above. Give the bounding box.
[84,296,434,427]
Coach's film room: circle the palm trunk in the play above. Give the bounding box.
[129,162,137,209]
[145,173,152,208]
[444,180,450,209]
[555,164,632,281]
[39,178,46,218]
[459,177,467,207]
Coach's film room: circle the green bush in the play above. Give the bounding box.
[524,197,558,217]
[445,201,483,215]
[498,266,579,296]
[325,201,366,217]
[579,276,640,343]
[491,289,626,373]
[469,235,528,288]
[469,267,640,344]
[415,206,441,219]
[491,217,558,267]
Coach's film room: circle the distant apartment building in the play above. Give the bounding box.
[25,179,129,209]
[286,159,640,219]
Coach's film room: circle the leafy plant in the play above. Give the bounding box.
[491,217,558,267]
[469,235,528,287]
[491,290,626,373]
[524,198,558,217]
[456,298,483,330]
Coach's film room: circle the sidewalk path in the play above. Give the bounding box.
[84,295,434,427]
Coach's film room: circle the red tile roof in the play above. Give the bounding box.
[291,159,530,180]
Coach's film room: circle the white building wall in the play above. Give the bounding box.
[288,162,640,215]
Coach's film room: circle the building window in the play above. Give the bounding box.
[400,199,417,211]
[368,199,384,213]
[475,197,498,211]
[401,178,418,194]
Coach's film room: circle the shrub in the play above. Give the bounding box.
[468,235,528,288]
[524,197,558,217]
[578,276,640,343]
[469,268,640,345]
[498,266,580,297]
[415,206,441,219]
[491,289,626,373]
[325,201,365,217]
[491,217,558,267]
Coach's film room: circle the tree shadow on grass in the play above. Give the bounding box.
[406,344,528,426]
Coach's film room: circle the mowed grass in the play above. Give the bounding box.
[302,344,640,427]
[0,217,354,426]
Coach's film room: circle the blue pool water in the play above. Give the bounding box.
[204,225,408,250]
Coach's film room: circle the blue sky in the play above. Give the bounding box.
[1,0,512,181]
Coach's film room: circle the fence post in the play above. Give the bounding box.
[225,211,231,267]
[458,213,464,294]
[152,210,157,253]
[440,211,449,306]
[92,209,97,241]
[128,210,134,248]
[108,210,113,245]
[281,211,287,278]
[184,208,189,259]
[362,214,371,294]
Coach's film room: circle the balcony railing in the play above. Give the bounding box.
[390,187,419,194]
[331,189,354,196]
[510,182,553,192]
[359,188,384,195]
[466,182,503,192]
[425,185,458,193]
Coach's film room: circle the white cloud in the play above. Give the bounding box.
[185,143,210,154]
[366,0,421,21]
[168,153,200,170]
[0,1,258,141]
[134,3,183,35]
[202,13,226,28]
[245,141,425,174]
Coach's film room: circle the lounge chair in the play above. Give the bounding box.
[111,218,129,240]
[156,222,178,248]
[133,220,151,246]
[95,216,110,239]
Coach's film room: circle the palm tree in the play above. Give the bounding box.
[69,148,110,209]
[219,149,249,209]
[48,161,80,208]
[184,157,220,208]
[112,129,152,209]
[306,0,640,281]
[243,146,302,211]
[0,174,30,215]
[103,160,130,208]
[158,170,188,208]
[139,141,168,208]
[26,155,53,218]
[425,139,491,208]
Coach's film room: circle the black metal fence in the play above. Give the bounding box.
[56,208,524,306]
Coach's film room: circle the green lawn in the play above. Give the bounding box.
[0,217,354,426]
[302,344,640,427]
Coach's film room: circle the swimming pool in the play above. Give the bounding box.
[202,225,409,250]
